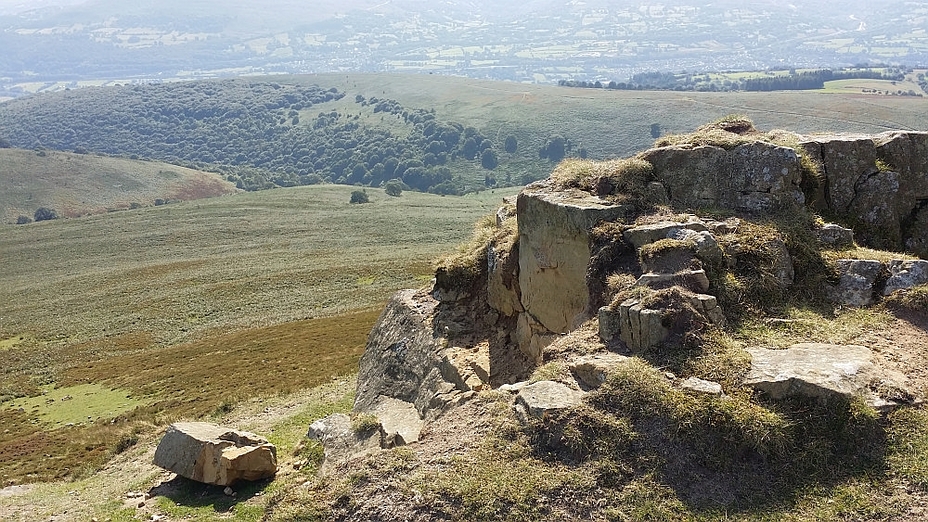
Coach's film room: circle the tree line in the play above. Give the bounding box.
[0,79,518,194]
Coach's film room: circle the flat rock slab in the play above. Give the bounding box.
[745,343,876,401]
[153,422,277,486]
[370,396,425,446]
[569,352,630,389]
[516,380,585,419]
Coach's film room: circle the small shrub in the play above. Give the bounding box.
[113,432,139,454]
[349,189,370,204]
[15,215,32,224]
[33,207,58,221]
[383,179,405,197]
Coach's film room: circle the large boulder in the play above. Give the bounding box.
[517,181,631,336]
[641,141,804,213]
[153,422,277,486]
[884,260,928,295]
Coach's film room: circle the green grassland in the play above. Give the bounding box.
[0,184,517,484]
[0,148,237,223]
[301,72,928,162]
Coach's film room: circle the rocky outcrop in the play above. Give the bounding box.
[885,260,928,295]
[153,422,277,486]
[354,289,474,422]
[569,353,630,389]
[641,141,805,212]
[801,131,928,256]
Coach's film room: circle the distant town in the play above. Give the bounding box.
[2,0,928,98]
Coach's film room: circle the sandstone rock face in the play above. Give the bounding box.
[515,380,585,419]
[745,343,878,402]
[355,289,470,421]
[826,259,884,307]
[641,142,804,213]
[517,182,631,335]
[369,396,426,446]
[487,241,523,317]
[153,423,277,486]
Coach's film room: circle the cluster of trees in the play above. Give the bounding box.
[559,67,912,93]
[16,207,58,224]
[0,80,508,194]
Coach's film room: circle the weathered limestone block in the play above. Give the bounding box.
[569,352,630,389]
[815,223,855,248]
[598,306,623,343]
[884,260,928,295]
[641,142,804,212]
[355,289,470,421]
[801,132,928,253]
[688,293,726,326]
[673,229,724,265]
[153,422,277,486]
[635,269,711,293]
[517,182,631,335]
[515,380,585,420]
[487,241,523,317]
[623,219,709,250]
[617,298,669,351]
[826,259,884,307]
[745,343,877,402]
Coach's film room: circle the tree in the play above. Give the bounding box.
[504,135,518,154]
[34,207,58,221]
[650,123,662,139]
[481,148,499,170]
[384,179,404,197]
[462,137,478,160]
[350,190,369,204]
[543,135,566,162]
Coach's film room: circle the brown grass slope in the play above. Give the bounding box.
[0,148,237,223]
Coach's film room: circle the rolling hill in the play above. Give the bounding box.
[0,147,236,223]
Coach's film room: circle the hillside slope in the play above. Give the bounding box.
[0,148,236,223]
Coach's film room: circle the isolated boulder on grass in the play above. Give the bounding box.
[153,422,277,486]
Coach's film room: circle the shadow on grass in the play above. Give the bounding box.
[148,475,273,512]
